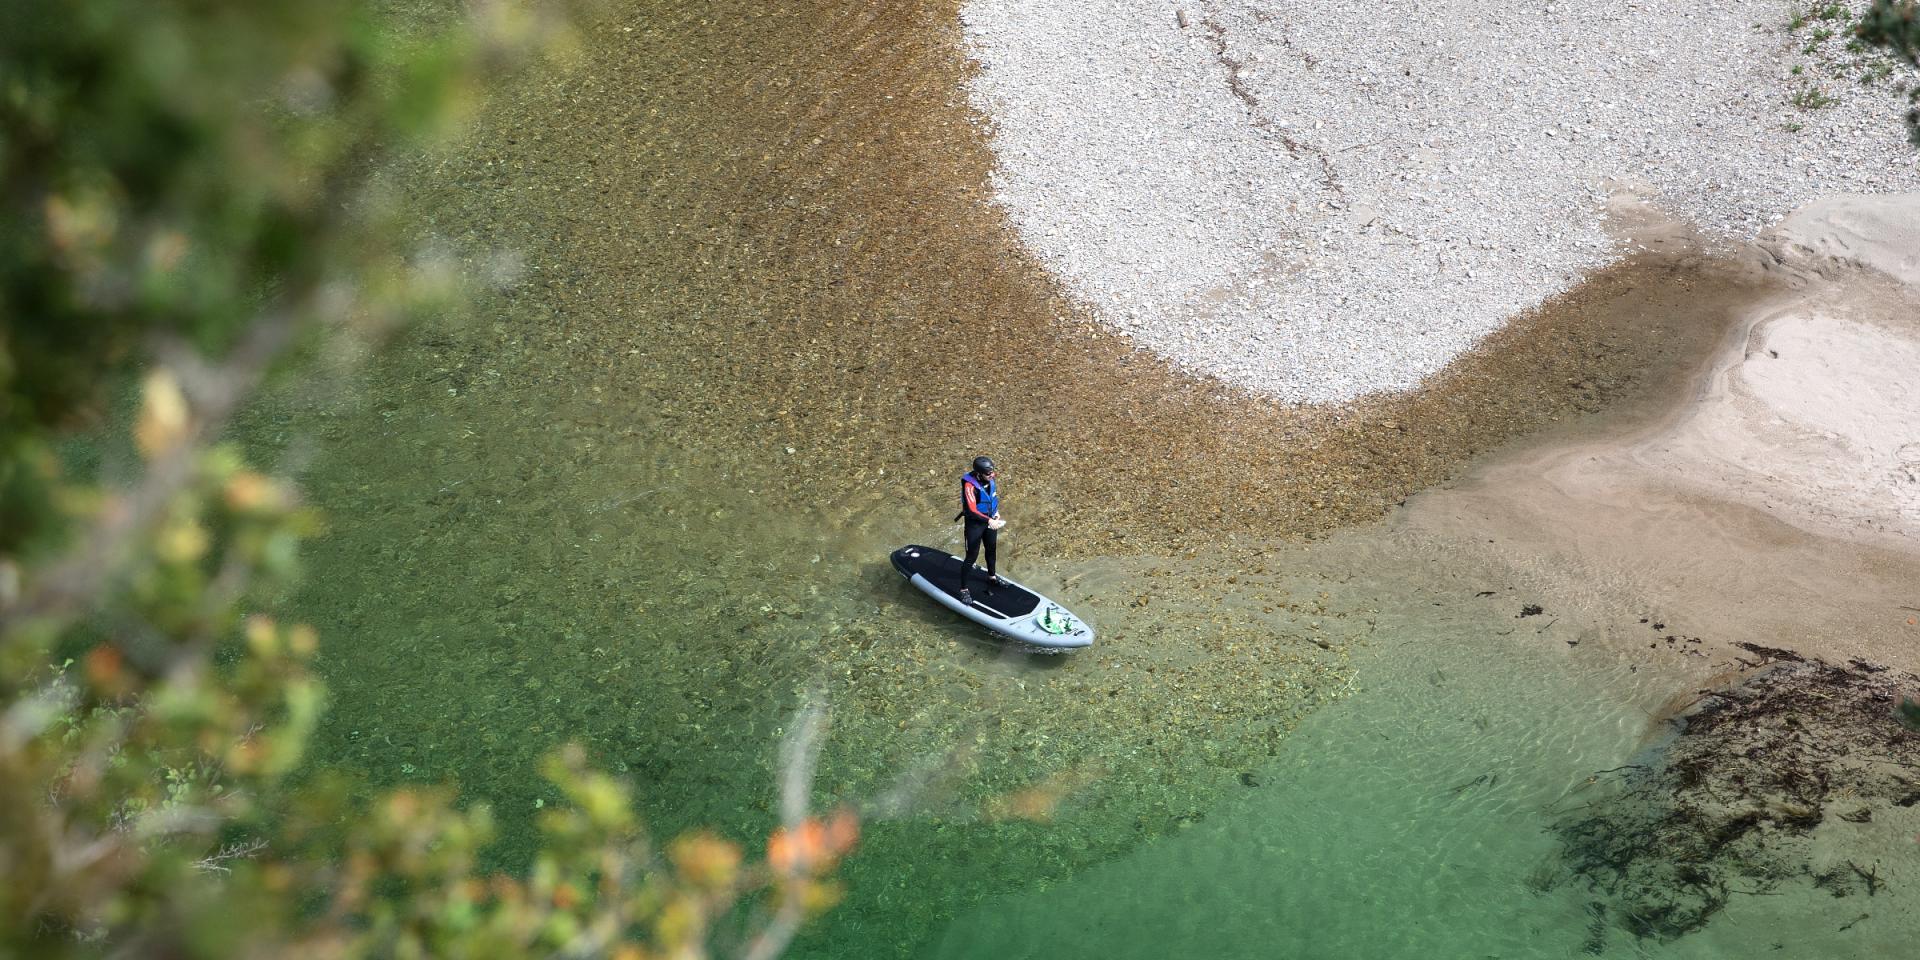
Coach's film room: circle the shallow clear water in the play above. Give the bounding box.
[922,582,1920,960]
[242,5,1920,958]
[262,362,1363,956]
[277,334,1920,957]
[257,251,1920,960]
[929,609,1667,958]
[260,289,1920,960]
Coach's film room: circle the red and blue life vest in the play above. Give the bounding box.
[958,473,998,521]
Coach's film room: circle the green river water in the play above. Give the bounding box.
[925,590,1913,960]
[253,330,1918,957]
[236,2,1920,956]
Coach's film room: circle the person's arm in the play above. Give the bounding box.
[963,482,994,522]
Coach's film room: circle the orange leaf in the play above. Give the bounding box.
[84,645,125,693]
[766,828,796,875]
[825,808,860,857]
[669,831,741,890]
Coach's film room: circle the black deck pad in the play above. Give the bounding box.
[890,545,1042,619]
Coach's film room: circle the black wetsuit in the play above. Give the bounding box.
[962,518,997,592]
[957,472,999,594]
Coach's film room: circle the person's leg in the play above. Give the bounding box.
[983,528,999,582]
[960,521,985,596]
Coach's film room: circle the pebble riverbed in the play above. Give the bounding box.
[960,0,1920,402]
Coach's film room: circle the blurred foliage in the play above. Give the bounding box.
[1,1,852,956]
[1861,0,1920,142]
[2,0,476,553]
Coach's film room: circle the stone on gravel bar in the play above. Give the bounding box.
[959,0,1920,403]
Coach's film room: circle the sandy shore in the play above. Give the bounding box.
[1383,191,1920,672]
[961,0,1920,402]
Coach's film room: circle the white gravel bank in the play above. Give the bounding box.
[959,0,1920,403]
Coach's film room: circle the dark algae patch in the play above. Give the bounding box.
[1548,644,1920,948]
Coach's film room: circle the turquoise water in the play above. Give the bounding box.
[264,341,1920,956]
[251,4,1919,953]
[927,610,1663,958]
[260,340,1361,956]
[921,586,1919,959]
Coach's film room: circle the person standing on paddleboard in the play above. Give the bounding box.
[955,455,1006,604]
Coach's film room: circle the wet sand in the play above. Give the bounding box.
[1396,234,1920,674]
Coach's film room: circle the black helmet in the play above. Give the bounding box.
[972,455,996,476]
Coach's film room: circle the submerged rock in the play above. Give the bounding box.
[1547,645,1920,944]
